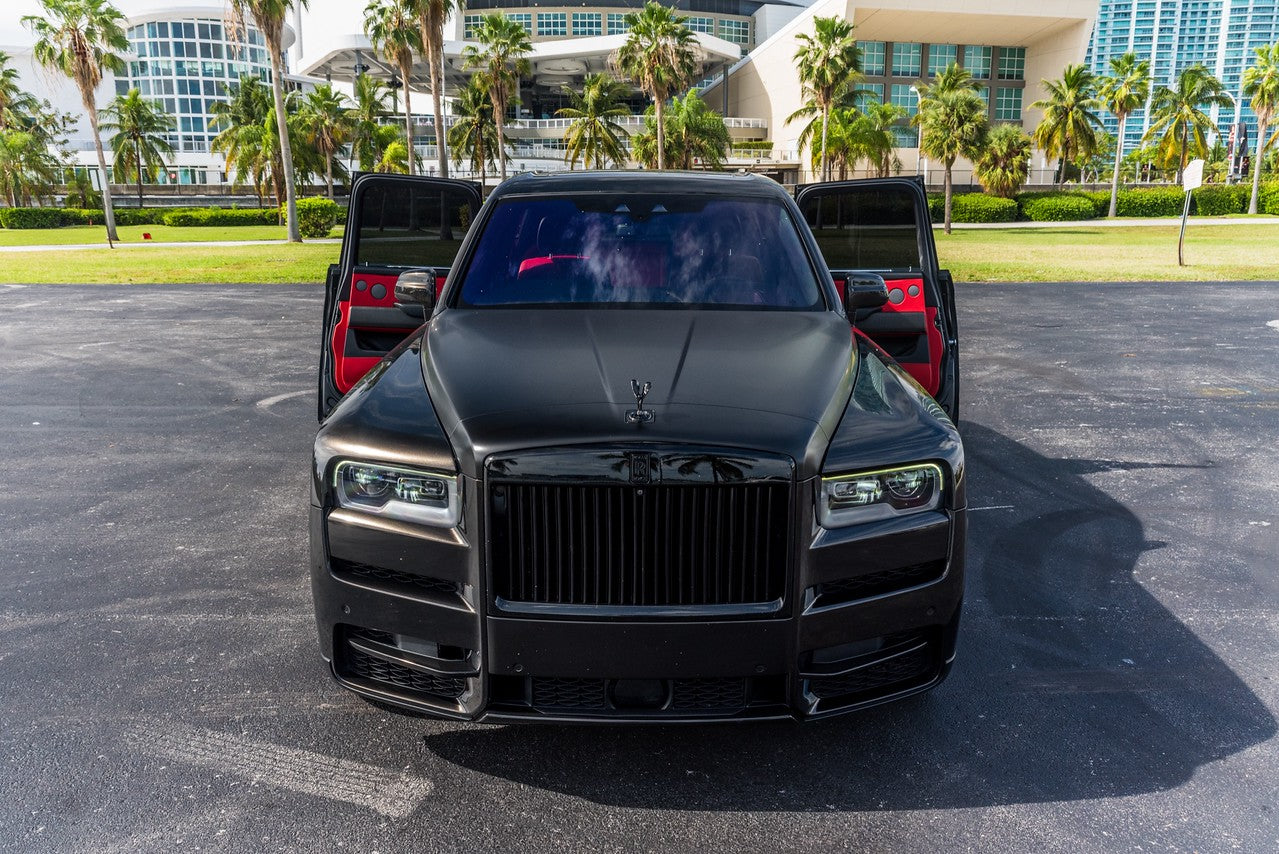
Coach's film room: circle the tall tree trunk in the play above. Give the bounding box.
[1177,124,1188,185]
[267,43,300,243]
[135,136,144,209]
[402,64,415,175]
[1249,115,1269,215]
[325,152,334,199]
[819,107,830,182]
[425,25,448,178]
[83,94,118,242]
[494,93,508,181]
[1109,113,1126,218]
[655,95,666,170]
[943,161,953,235]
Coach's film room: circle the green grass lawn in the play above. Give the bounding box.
[0,223,342,247]
[935,224,1279,282]
[0,223,1275,284]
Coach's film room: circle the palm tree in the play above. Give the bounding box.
[350,74,394,171]
[975,123,1032,197]
[1243,41,1279,214]
[631,91,730,170]
[211,76,273,205]
[850,101,906,177]
[375,139,410,173]
[0,52,42,132]
[789,16,861,182]
[22,0,128,242]
[448,78,501,180]
[101,88,174,208]
[0,130,60,206]
[364,0,422,175]
[919,88,988,233]
[1031,63,1103,187]
[230,0,308,242]
[1144,64,1233,183]
[415,0,460,177]
[296,84,355,197]
[612,1,698,170]
[463,14,531,182]
[557,73,630,169]
[1098,52,1151,216]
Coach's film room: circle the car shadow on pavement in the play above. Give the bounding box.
[422,422,1276,811]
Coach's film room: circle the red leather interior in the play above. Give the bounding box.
[330,270,402,395]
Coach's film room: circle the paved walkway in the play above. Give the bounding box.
[939,216,1279,229]
[0,237,342,253]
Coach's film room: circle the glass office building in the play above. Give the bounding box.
[1086,0,1279,156]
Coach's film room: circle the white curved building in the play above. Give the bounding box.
[2,0,298,188]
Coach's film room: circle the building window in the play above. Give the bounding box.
[718,19,750,45]
[964,45,992,79]
[997,47,1026,80]
[537,13,567,37]
[859,40,885,76]
[854,83,885,109]
[995,86,1023,121]
[572,12,602,36]
[464,14,483,38]
[890,83,919,116]
[687,16,714,34]
[928,44,957,76]
[892,42,922,77]
[891,125,919,147]
[506,13,532,32]
[606,13,628,35]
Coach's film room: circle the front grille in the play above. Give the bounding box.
[807,644,934,700]
[670,678,747,710]
[489,482,789,608]
[533,678,608,710]
[810,560,946,608]
[527,677,749,714]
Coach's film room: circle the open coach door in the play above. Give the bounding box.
[319,173,482,420]
[796,177,958,422]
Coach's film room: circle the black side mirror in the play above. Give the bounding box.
[394,268,439,318]
[841,272,889,316]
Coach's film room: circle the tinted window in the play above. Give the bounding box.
[456,195,823,310]
[355,183,475,268]
[802,187,923,272]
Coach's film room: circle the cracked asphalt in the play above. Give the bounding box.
[0,281,1276,853]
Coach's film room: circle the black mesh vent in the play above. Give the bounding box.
[812,561,945,607]
[671,678,747,710]
[341,646,467,699]
[533,678,608,710]
[490,482,789,607]
[807,645,934,700]
[333,558,459,597]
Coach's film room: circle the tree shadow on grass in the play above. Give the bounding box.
[422,422,1274,811]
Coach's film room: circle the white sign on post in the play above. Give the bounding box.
[1178,158,1205,266]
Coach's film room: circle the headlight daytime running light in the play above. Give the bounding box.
[333,461,460,527]
[819,463,944,528]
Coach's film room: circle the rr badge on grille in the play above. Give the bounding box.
[626,379,654,424]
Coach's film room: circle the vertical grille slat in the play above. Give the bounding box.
[491,481,789,608]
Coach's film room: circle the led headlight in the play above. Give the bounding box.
[819,463,943,528]
[333,461,460,527]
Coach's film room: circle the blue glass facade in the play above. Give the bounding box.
[1086,0,1279,156]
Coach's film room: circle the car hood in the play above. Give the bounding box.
[422,309,854,475]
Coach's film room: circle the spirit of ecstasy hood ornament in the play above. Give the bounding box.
[627,379,654,424]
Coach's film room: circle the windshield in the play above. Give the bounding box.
[455,194,824,310]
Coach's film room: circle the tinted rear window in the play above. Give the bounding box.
[455,194,823,310]
[802,186,923,271]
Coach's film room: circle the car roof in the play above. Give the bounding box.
[488,170,791,202]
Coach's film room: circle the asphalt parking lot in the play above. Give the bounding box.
[1,281,1276,853]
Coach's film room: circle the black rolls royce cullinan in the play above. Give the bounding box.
[310,170,964,722]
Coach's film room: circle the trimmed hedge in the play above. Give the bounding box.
[1193,185,1248,216]
[0,207,67,229]
[1115,188,1185,218]
[292,197,340,238]
[926,193,1018,223]
[1020,195,1098,222]
[1259,182,1279,215]
[161,207,280,226]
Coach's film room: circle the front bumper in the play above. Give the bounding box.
[309,492,966,723]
